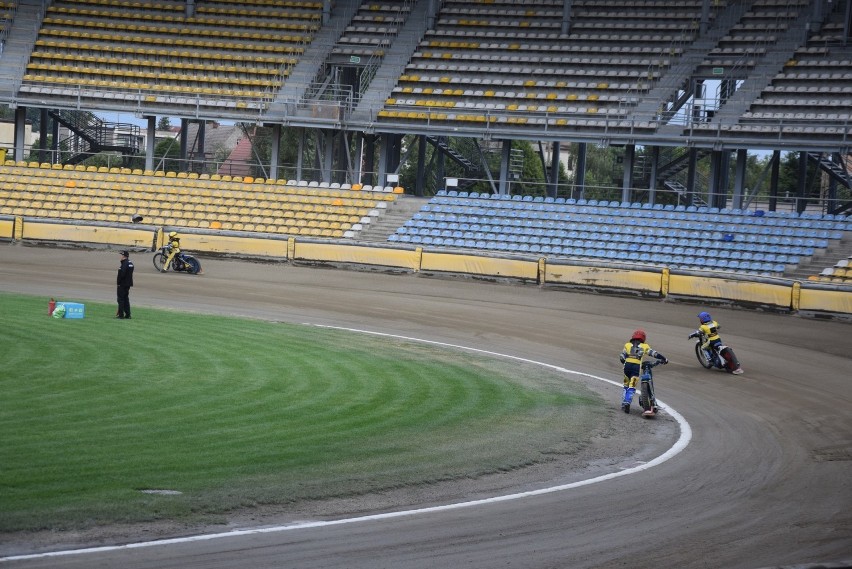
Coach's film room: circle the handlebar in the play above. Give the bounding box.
[641,359,666,369]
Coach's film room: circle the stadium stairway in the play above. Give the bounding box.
[265,0,362,121]
[634,0,755,127]
[356,194,429,243]
[350,0,430,123]
[0,0,43,103]
[706,15,811,127]
[784,233,852,280]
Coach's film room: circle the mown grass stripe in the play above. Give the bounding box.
[0,292,604,532]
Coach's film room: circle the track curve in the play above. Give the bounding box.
[1,245,850,569]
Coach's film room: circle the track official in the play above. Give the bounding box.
[116,250,134,319]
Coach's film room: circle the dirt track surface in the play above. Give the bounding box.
[1,244,851,569]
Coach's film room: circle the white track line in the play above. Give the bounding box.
[2,325,692,563]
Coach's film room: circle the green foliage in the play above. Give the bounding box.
[152,136,182,173]
[0,293,601,533]
[246,125,322,181]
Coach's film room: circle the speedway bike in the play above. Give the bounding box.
[152,244,201,274]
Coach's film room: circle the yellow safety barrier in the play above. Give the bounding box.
[667,273,794,309]
[294,241,421,271]
[190,233,288,258]
[21,221,151,249]
[9,219,851,316]
[546,263,663,293]
[0,217,14,240]
[798,286,852,314]
[421,251,538,280]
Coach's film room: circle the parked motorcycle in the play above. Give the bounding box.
[690,331,742,373]
[152,245,201,274]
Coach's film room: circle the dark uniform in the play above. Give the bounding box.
[116,250,134,319]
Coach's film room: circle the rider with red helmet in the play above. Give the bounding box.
[620,328,668,413]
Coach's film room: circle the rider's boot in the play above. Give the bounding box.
[704,348,715,364]
[621,387,635,413]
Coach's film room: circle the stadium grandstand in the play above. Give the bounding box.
[0,0,850,285]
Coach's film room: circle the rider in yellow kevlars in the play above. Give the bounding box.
[688,311,743,374]
[620,329,668,413]
[162,231,181,272]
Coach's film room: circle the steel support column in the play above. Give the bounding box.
[575,142,587,199]
[13,106,27,162]
[145,116,156,172]
[732,149,747,210]
[499,139,512,195]
[548,141,560,198]
[621,144,635,203]
[270,124,281,180]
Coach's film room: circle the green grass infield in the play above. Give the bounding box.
[0,293,604,533]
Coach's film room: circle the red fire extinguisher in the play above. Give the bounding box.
[48,298,56,316]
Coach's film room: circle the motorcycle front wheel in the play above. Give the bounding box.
[152,252,167,272]
[639,381,652,412]
[694,342,713,369]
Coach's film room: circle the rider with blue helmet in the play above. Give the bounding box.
[689,311,743,374]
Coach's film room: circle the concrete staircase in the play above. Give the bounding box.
[784,231,852,280]
[633,0,755,124]
[0,0,45,103]
[350,0,430,122]
[265,0,362,120]
[356,194,428,243]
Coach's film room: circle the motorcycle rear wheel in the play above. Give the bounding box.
[720,347,739,372]
[152,252,167,272]
[184,256,201,275]
[694,342,713,369]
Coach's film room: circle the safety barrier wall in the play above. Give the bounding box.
[293,241,422,271]
[189,232,289,258]
[21,219,152,249]
[666,273,794,308]
[8,218,852,316]
[545,263,663,293]
[0,217,14,240]
[797,286,852,314]
[420,251,539,280]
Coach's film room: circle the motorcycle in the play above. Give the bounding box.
[690,331,742,374]
[637,359,665,418]
[152,244,201,275]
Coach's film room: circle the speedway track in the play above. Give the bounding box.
[1,245,851,569]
